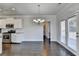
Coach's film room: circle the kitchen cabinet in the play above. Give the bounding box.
[0,42,2,54]
[0,34,2,42]
[0,34,2,54]
[14,19,22,28]
[11,34,17,43]
[0,19,6,28]
[11,33,23,43]
[0,18,22,28]
[5,18,15,24]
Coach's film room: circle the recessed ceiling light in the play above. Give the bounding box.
[11,8,16,10]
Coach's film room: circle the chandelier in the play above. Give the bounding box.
[33,5,45,24]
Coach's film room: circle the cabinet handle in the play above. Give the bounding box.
[76,35,79,37]
[76,32,79,34]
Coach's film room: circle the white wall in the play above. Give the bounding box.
[21,15,57,41]
[23,16,43,41]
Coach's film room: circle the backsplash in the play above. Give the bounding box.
[2,28,24,33]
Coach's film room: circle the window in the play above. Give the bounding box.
[68,16,77,51]
[61,21,66,44]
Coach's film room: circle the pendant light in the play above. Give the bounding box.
[33,5,45,24]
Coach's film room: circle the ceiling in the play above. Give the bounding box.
[0,3,68,15]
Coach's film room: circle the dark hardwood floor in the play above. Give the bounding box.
[1,42,75,56]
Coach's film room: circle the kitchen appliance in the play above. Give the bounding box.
[8,30,16,33]
[0,28,2,33]
[2,33,11,44]
[6,24,14,28]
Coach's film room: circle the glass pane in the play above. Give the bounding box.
[61,21,66,44]
[68,17,77,51]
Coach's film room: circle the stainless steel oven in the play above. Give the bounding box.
[3,33,11,43]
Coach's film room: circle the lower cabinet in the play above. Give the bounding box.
[0,34,2,54]
[0,43,2,54]
[11,33,23,43]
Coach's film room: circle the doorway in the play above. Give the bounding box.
[43,21,51,44]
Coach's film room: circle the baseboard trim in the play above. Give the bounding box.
[22,41,57,43]
[2,42,21,44]
[11,42,21,44]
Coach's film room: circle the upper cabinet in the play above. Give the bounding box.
[0,19,6,28]
[0,18,22,28]
[14,19,23,28]
[6,18,15,24]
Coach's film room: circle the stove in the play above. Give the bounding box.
[2,33,11,44]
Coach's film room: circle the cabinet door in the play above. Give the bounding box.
[0,19,22,28]
[11,34,23,43]
[14,19,22,28]
[11,34,16,43]
[5,18,15,24]
[0,18,15,28]
[0,19,6,28]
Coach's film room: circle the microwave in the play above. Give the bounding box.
[6,24,14,28]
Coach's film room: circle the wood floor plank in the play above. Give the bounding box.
[1,42,75,56]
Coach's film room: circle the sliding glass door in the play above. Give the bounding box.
[68,16,77,51]
[60,16,78,52]
[60,21,66,44]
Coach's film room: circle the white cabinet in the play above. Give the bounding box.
[0,34,2,54]
[0,18,22,28]
[0,34,2,42]
[14,19,22,28]
[5,18,15,24]
[0,42,2,54]
[11,34,16,43]
[6,18,22,28]
[11,33,23,43]
[0,20,6,28]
